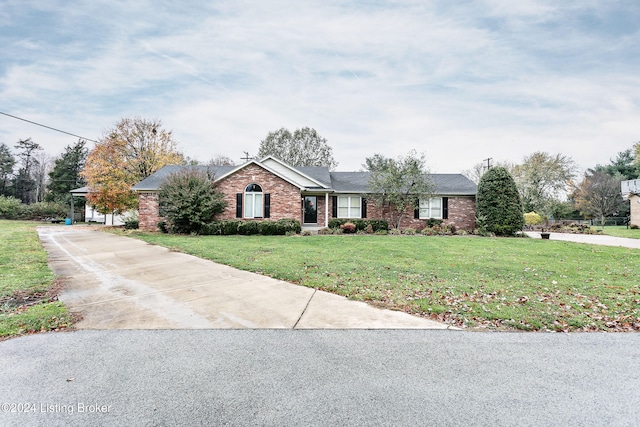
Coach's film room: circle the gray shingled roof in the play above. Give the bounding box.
[131,165,235,191]
[132,164,476,195]
[330,172,476,195]
[296,166,332,187]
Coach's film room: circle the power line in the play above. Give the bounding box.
[0,111,98,143]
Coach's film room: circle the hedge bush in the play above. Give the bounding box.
[0,196,24,219]
[328,218,388,232]
[198,219,301,236]
[476,167,524,236]
[24,202,68,220]
[0,197,67,220]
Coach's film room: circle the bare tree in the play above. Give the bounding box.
[258,127,338,170]
[511,152,577,214]
[572,170,623,227]
[207,154,235,166]
[32,151,52,202]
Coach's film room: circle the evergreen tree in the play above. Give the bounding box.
[0,143,15,197]
[13,138,42,204]
[476,167,524,236]
[47,139,88,205]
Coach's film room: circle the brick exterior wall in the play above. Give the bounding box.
[139,192,160,231]
[630,195,640,227]
[216,163,302,221]
[136,164,477,232]
[327,196,476,231]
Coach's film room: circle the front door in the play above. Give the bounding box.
[303,196,317,224]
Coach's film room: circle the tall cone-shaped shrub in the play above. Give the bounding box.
[476,167,524,236]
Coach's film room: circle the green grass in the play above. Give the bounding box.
[123,231,640,332]
[593,225,640,239]
[0,220,74,339]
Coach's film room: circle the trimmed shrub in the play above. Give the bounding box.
[158,221,169,233]
[340,222,356,233]
[425,218,443,227]
[524,211,543,226]
[199,219,301,236]
[318,227,333,235]
[476,167,525,236]
[276,218,301,234]
[328,218,389,232]
[367,219,389,232]
[328,218,344,229]
[631,224,639,230]
[238,220,261,235]
[124,218,139,230]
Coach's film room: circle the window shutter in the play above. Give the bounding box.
[414,197,420,219]
[361,198,367,218]
[443,197,449,219]
[332,196,337,218]
[236,193,243,218]
[264,194,271,218]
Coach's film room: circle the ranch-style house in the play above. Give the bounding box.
[132,156,477,232]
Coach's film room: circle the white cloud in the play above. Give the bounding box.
[0,0,638,174]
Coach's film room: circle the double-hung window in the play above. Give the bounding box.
[337,196,361,218]
[419,197,443,219]
[244,184,263,218]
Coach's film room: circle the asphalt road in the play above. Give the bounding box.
[1,330,639,426]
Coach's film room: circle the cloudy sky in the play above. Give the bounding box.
[1,0,638,173]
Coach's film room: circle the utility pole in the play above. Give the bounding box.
[483,157,493,171]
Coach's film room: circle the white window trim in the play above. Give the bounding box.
[337,195,361,219]
[244,184,263,218]
[419,197,443,219]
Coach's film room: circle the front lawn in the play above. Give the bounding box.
[126,232,640,332]
[0,220,74,340]
[593,225,640,239]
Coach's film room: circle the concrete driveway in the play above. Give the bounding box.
[37,227,451,329]
[525,231,640,249]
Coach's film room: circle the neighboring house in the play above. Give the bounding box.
[69,186,131,225]
[132,156,477,232]
[621,179,640,227]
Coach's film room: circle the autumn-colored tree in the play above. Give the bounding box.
[364,150,435,229]
[82,118,183,214]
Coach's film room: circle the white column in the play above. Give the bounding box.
[325,193,329,228]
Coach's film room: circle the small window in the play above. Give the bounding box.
[337,195,361,218]
[244,184,263,218]
[419,197,443,219]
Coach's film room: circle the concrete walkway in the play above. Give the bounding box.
[37,227,452,330]
[524,231,640,249]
